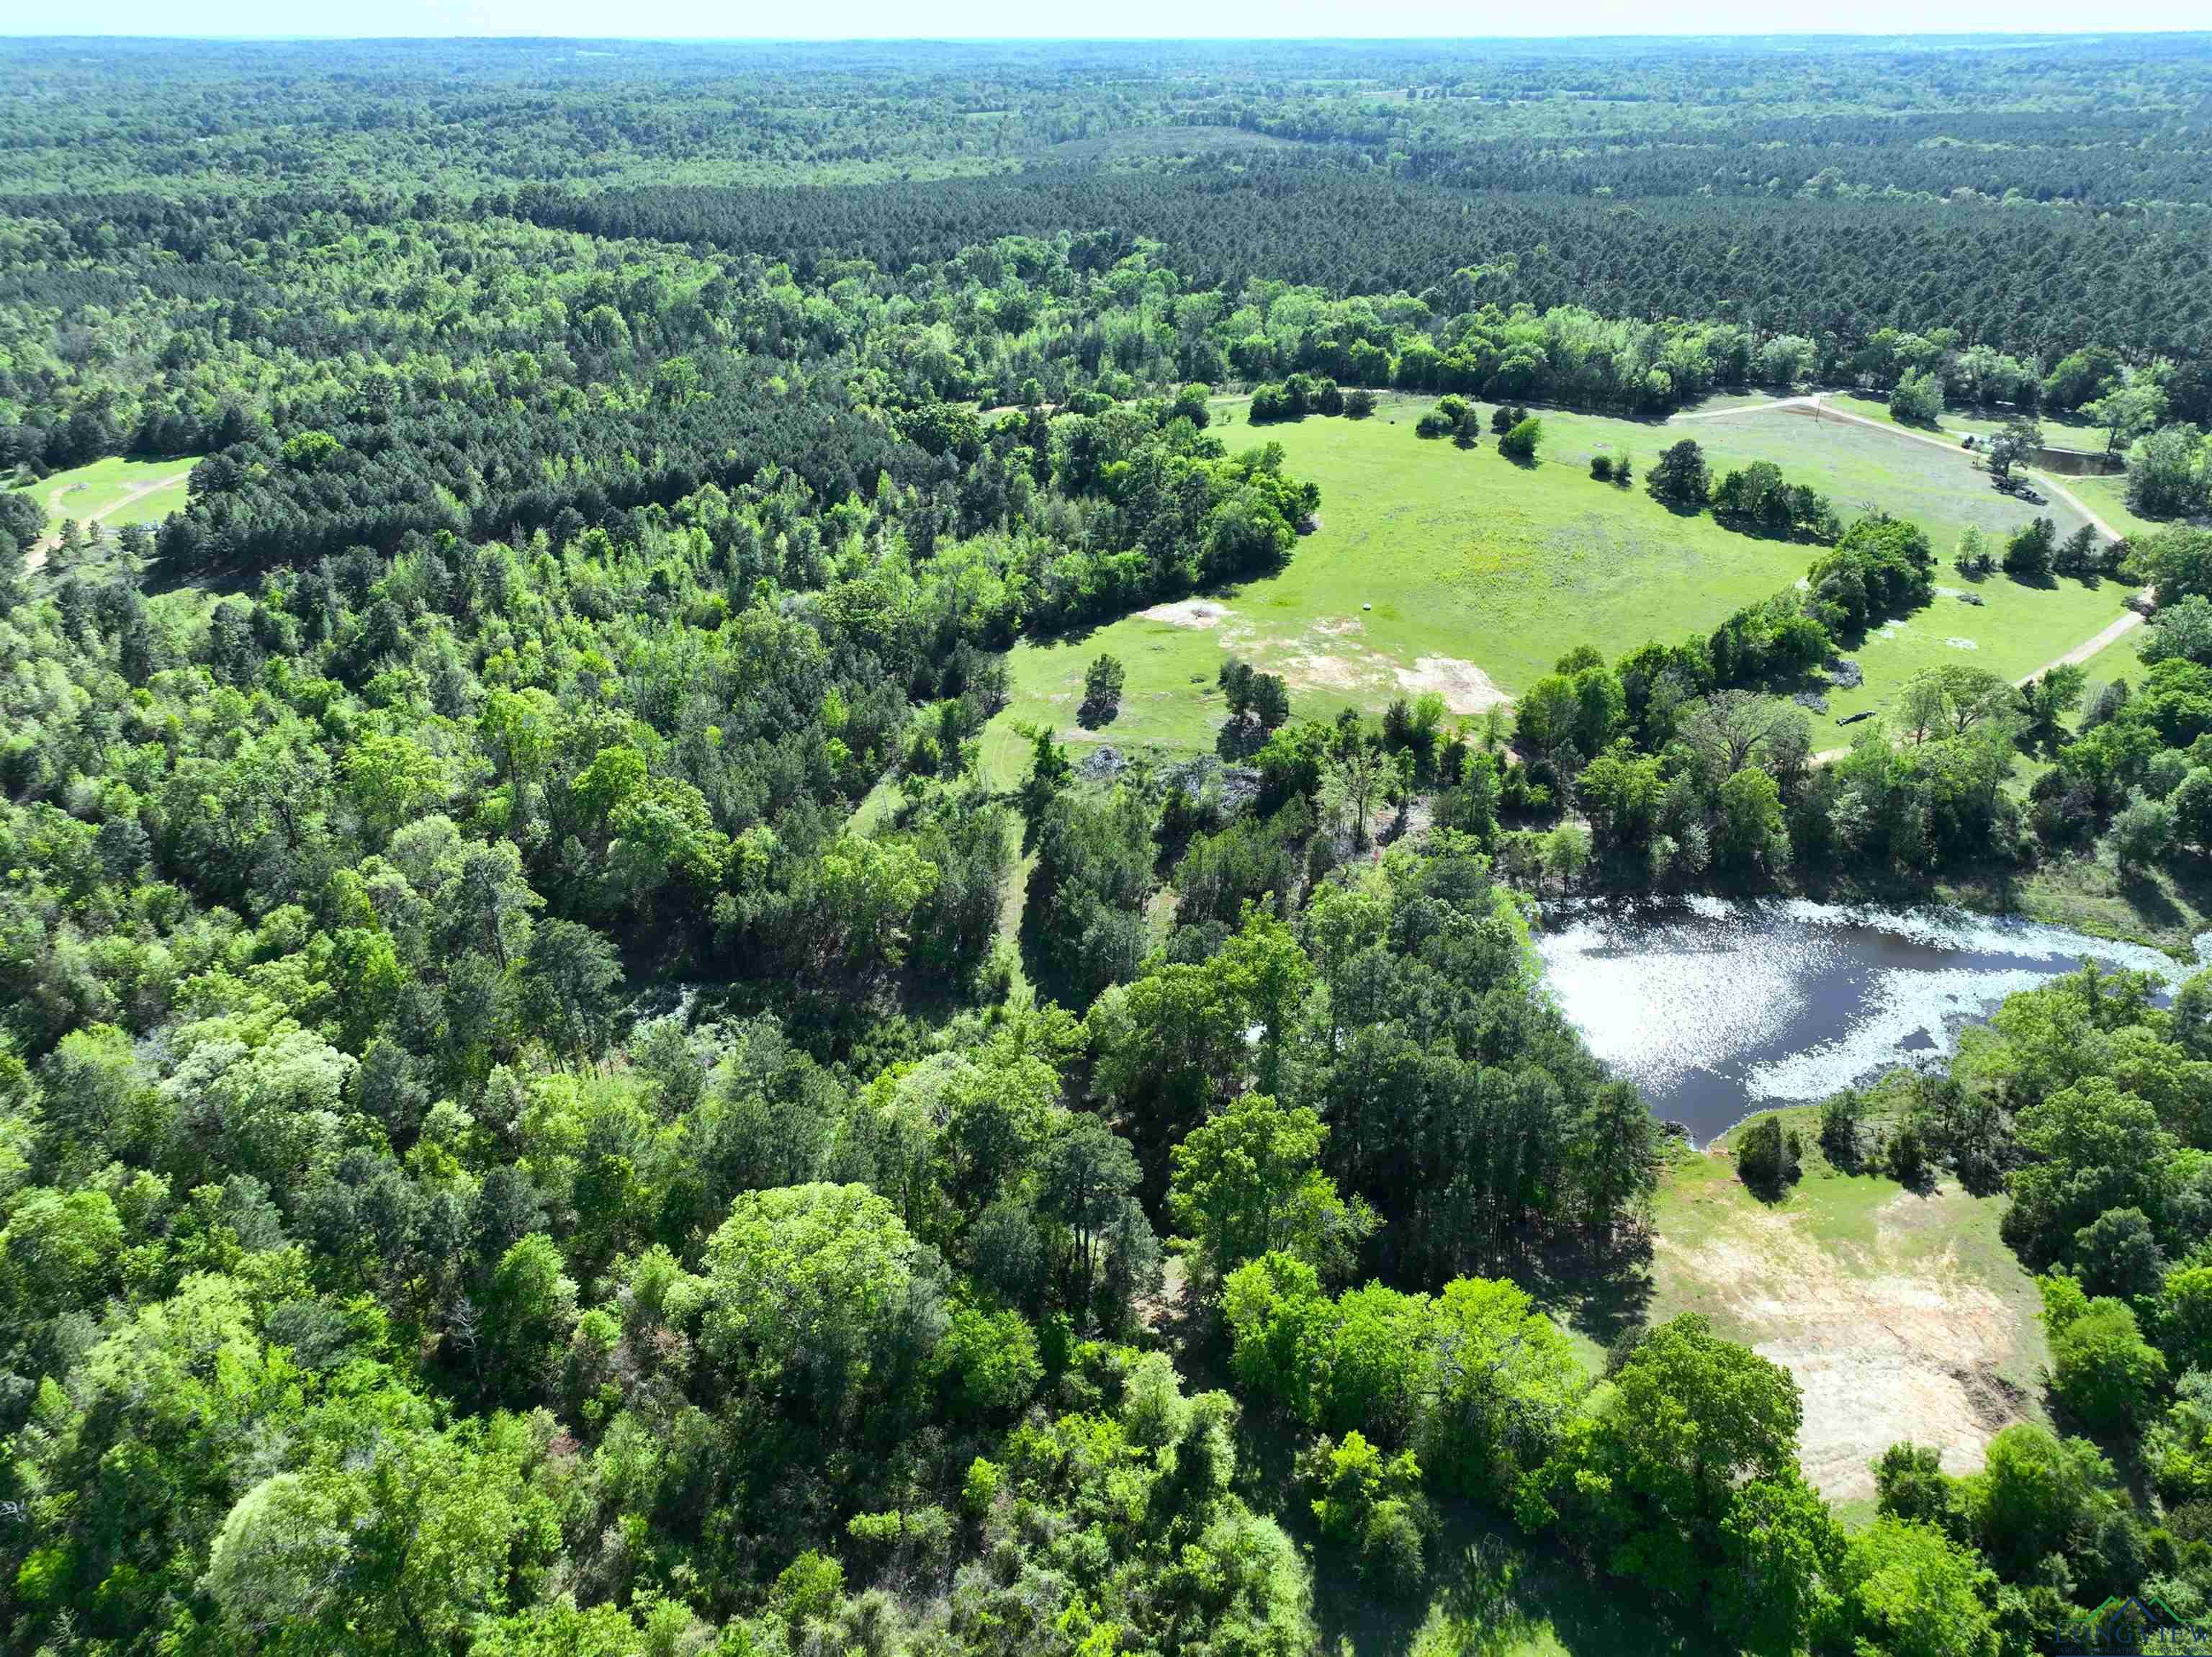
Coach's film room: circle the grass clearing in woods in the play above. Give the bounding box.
[981,391,2130,781]
[14,454,197,539]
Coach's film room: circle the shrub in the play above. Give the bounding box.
[2002,516,2056,580]
[1736,1115,1799,1195]
[1498,417,1542,462]
[1818,1090,1866,1169]
[1080,653,1125,726]
[1647,438,1711,508]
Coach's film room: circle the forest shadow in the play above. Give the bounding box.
[1214,717,1269,763]
[1305,1506,1689,1657]
[1505,1229,1656,1352]
[145,552,262,600]
[2115,866,2191,931]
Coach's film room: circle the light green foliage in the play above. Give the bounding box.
[2128,428,2212,521]
[2159,1266,2212,1373]
[2040,1279,2167,1433]
[207,1416,550,1656]
[935,1304,1045,1417]
[1498,416,1542,461]
[1533,1315,1803,1609]
[1714,1468,1845,1656]
[1963,1422,2116,1579]
[1835,1518,2000,1657]
[1714,767,1789,874]
[1222,1254,1587,1511]
[1421,1277,1588,1502]
[1889,368,1946,426]
[480,1231,579,1408]
[817,833,941,971]
[2003,1073,2177,1269]
[696,1182,945,1422]
[1303,1429,1429,1595]
[1168,1091,1367,1280]
[14,1275,315,1632]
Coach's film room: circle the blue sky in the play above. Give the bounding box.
[6,2,2210,37]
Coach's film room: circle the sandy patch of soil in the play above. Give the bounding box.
[1656,1190,2035,1501]
[1394,656,1514,714]
[1311,615,1367,637]
[1277,651,1370,691]
[1141,598,1232,629]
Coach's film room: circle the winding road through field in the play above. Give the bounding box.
[27,469,194,573]
[1668,395,2155,763]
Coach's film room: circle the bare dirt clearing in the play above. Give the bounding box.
[1658,1189,2035,1500]
[1394,655,1512,714]
[1628,1118,2048,1508]
[1138,598,1233,629]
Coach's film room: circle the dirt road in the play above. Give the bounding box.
[1668,395,1822,423]
[26,469,192,573]
[1673,394,2148,762]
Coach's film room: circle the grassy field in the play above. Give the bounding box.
[2060,469,2165,543]
[13,454,197,542]
[1826,390,2108,454]
[981,392,2128,781]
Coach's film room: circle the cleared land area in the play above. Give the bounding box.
[1388,1105,2051,1657]
[983,392,2130,781]
[14,455,197,568]
[1519,1105,2045,1514]
[1639,1111,2046,1511]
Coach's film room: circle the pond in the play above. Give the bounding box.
[1532,896,2204,1145]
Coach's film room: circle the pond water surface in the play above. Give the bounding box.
[1532,897,2203,1145]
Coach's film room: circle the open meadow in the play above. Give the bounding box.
[983,391,2132,781]
[14,454,197,544]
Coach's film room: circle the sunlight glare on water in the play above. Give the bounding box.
[1532,898,2199,1144]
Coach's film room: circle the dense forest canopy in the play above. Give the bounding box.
[4,33,2212,1657]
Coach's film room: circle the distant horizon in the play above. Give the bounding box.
[6,10,2209,40]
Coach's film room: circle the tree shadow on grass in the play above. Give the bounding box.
[1309,1512,1689,1657]
[2115,864,2191,934]
[1505,1229,1656,1354]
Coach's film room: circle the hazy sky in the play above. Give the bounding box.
[7,1,2210,38]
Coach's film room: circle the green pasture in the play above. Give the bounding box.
[2057,469,2163,543]
[1809,571,2126,750]
[13,454,198,539]
[1825,390,2108,454]
[1649,400,2093,553]
[981,392,2130,781]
